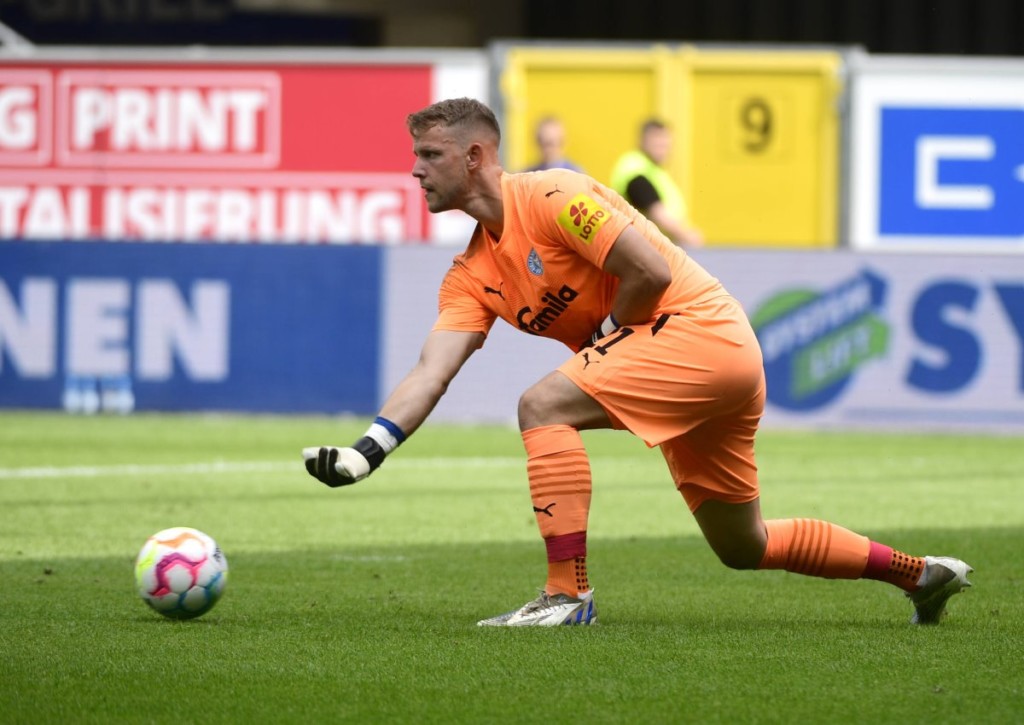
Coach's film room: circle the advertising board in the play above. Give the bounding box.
[0,52,487,245]
[849,56,1024,252]
[0,241,382,413]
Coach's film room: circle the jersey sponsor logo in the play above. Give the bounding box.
[751,269,889,411]
[557,193,608,244]
[527,248,543,275]
[516,284,579,334]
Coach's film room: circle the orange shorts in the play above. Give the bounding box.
[559,296,766,512]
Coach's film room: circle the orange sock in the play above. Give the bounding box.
[546,555,590,597]
[522,425,592,596]
[758,518,870,579]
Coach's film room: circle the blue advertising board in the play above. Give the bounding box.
[879,108,1024,238]
[0,241,382,413]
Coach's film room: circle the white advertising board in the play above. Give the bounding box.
[385,248,1024,433]
[848,55,1024,253]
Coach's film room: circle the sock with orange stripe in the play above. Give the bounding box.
[759,519,871,579]
[522,425,592,597]
[758,519,926,592]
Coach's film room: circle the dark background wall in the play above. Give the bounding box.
[0,0,1022,55]
[525,0,1024,56]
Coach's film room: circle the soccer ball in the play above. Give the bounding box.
[134,527,228,620]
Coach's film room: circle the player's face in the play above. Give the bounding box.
[411,124,469,213]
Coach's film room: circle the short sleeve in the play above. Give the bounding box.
[432,262,497,335]
[530,171,631,270]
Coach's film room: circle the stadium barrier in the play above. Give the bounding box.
[1,45,1022,431]
[3,243,1021,432]
[2,45,1023,252]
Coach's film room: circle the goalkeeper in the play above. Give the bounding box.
[304,98,972,627]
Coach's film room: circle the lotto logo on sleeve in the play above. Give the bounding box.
[557,193,608,244]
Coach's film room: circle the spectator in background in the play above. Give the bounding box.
[526,116,584,173]
[610,118,704,248]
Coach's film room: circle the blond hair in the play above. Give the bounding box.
[406,98,501,146]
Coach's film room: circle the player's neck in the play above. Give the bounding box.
[463,168,505,239]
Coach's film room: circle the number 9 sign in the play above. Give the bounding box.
[740,97,773,154]
[687,51,841,247]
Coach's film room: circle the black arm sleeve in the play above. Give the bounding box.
[625,175,661,210]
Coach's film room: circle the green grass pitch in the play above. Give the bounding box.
[1,411,1022,723]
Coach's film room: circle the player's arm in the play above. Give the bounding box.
[582,224,671,347]
[303,329,484,488]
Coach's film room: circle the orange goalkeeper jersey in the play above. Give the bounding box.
[433,169,726,351]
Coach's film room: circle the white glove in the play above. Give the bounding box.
[302,418,403,489]
[302,443,375,487]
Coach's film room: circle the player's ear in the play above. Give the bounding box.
[465,141,484,169]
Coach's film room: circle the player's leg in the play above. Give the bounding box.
[690,497,973,624]
[669,418,973,624]
[519,369,611,598]
[482,303,769,626]
[477,370,608,627]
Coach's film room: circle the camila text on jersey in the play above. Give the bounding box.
[517,285,580,334]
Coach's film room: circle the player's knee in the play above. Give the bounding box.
[518,372,609,432]
[517,386,549,430]
[710,541,765,570]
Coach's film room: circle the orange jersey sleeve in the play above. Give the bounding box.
[433,240,498,335]
[514,170,632,273]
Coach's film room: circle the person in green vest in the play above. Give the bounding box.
[610,118,704,248]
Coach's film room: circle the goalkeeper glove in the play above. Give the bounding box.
[302,417,406,488]
[580,312,619,350]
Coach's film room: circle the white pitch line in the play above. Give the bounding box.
[0,457,523,480]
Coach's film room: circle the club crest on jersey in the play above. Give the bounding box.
[557,193,609,245]
[527,248,544,275]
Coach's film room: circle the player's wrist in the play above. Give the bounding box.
[356,416,408,473]
[364,416,407,454]
[599,313,619,337]
[582,313,620,350]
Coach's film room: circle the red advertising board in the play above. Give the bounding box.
[0,62,435,243]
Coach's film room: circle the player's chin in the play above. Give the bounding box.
[426,197,453,214]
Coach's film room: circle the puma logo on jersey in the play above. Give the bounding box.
[483,283,504,299]
[517,285,579,335]
[557,193,608,245]
[544,185,564,198]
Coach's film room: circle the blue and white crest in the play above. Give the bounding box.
[527,248,544,276]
